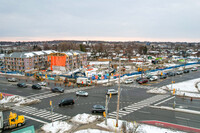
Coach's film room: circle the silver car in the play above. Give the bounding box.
[8,78,17,82]
[76,91,88,97]
[38,82,46,86]
[106,89,118,95]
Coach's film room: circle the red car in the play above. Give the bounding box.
[138,79,148,84]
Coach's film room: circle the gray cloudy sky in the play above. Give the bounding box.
[0,0,200,42]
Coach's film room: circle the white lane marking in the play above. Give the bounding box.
[24,115,48,124]
[138,111,150,114]
[154,96,174,106]
[176,116,190,121]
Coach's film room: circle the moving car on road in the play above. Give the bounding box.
[160,74,167,79]
[146,75,153,79]
[149,76,158,81]
[184,69,190,73]
[17,83,27,88]
[176,71,183,75]
[37,82,46,86]
[168,72,176,76]
[136,77,142,82]
[59,98,74,106]
[91,105,105,113]
[124,79,133,84]
[106,89,118,95]
[8,78,17,82]
[76,91,88,97]
[32,84,41,90]
[138,79,148,84]
[51,87,64,93]
[191,67,198,71]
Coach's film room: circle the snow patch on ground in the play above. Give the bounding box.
[75,129,112,133]
[147,87,167,94]
[166,78,200,93]
[41,121,72,133]
[97,119,185,133]
[71,113,102,124]
[0,95,40,106]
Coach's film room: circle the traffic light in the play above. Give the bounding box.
[173,89,176,95]
[172,81,175,83]
[161,72,163,76]
[110,93,112,98]
[50,100,52,106]
[103,111,106,117]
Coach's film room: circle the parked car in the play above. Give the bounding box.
[136,77,142,82]
[138,79,148,84]
[17,83,27,88]
[124,79,133,84]
[184,69,190,73]
[8,78,17,82]
[59,98,74,106]
[191,67,198,71]
[76,91,88,97]
[32,84,41,89]
[146,75,153,79]
[37,82,46,86]
[168,72,176,76]
[149,76,158,81]
[176,71,183,75]
[51,87,64,93]
[106,89,118,95]
[92,105,105,113]
[160,74,167,79]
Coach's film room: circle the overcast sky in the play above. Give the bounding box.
[0,0,200,42]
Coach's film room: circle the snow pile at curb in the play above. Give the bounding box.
[147,87,167,94]
[71,113,102,124]
[75,129,112,133]
[0,95,40,106]
[166,78,200,93]
[97,119,185,133]
[41,121,72,133]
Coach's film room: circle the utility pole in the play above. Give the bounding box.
[116,59,121,127]
[105,94,108,125]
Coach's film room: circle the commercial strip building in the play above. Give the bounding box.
[4,50,87,72]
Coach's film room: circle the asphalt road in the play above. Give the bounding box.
[1,69,200,132]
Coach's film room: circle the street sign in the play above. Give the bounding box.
[11,125,35,133]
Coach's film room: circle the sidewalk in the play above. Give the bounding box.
[140,120,200,133]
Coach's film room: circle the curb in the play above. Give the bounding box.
[140,120,200,133]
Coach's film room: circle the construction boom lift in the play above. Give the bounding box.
[0,111,25,132]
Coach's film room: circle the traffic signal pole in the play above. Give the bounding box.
[116,59,121,127]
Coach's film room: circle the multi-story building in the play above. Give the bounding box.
[48,50,87,72]
[4,50,87,72]
[4,50,56,72]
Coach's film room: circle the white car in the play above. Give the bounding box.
[76,91,88,97]
[149,76,158,81]
[8,78,17,82]
[124,79,133,84]
[37,82,46,86]
[191,67,198,71]
[107,89,118,95]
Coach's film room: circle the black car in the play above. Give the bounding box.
[32,84,41,89]
[184,69,190,73]
[51,87,64,93]
[160,74,167,79]
[146,75,153,79]
[92,105,105,113]
[168,72,176,76]
[59,98,74,106]
[136,77,142,82]
[17,83,27,88]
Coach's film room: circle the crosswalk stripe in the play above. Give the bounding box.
[12,106,70,122]
[108,95,171,118]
